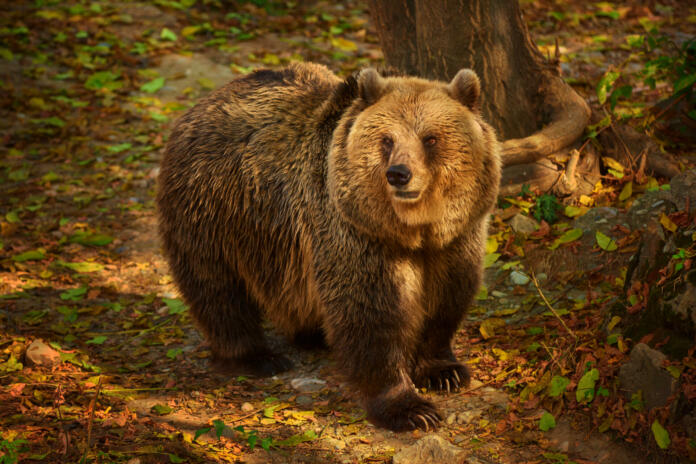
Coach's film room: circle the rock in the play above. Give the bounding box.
[546,418,644,464]
[626,190,674,233]
[295,395,313,407]
[392,435,466,464]
[445,413,456,425]
[290,377,326,392]
[573,206,625,237]
[668,168,696,211]
[509,213,538,235]
[456,410,481,424]
[618,343,677,409]
[509,270,530,286]
[25,339,61,367]
[240,402,254,412]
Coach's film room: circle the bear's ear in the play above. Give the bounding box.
[357,68,386,105]
[447,68,480,110]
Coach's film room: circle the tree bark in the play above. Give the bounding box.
[368,0,596,195]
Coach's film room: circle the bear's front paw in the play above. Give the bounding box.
[211,351,293,377]
[366,388,442,432]
[413,360,471,393]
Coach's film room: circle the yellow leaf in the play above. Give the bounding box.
[486,236,499,254]
[197,78,215,90]
[619,181,633,201]
[479,318,506,339]
[660,213,677,232]
[331,37,357,52]
[504,197,534,210]
[602,157,624,173]
[181,26,200,37]
[494,308,518,316]
[579,195,594,206]
[607,316,621,331]
[564,205,588,217]
[492,347,511,361]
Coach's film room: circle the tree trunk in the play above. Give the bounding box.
[368,0,596,196]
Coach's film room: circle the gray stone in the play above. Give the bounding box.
[392,435,465,464]
[618,343,677,409]
[669,168,696,211]
[295,395,313,407]
[573,207,623,235]
[290,377,326,392]
[510,270,530,286]
[509,213,538,235]
[25,339,61,367]
[456,410,481,424]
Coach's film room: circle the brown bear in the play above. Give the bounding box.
[157,62,501,431]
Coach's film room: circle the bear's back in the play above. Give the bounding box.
[157,63,342,332]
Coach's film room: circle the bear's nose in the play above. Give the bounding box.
[386,164,412,187]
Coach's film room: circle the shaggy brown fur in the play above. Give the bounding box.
[157,62,501,431]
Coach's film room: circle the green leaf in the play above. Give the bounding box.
[652,420,670,449]
[260,437,273,451]
[8,167,29,181]
[673,73,696,94]
[596,231,618,251]
[160,28,177,41]
[140,76,165,94]
[597,70,620,105]
[60,287,87,301]
[166,348,183,359]
[483,253,501,268]
[576,368,599,403]
[168,454,185,463]
[57,261,104,273]
[6,210,21,223]
[107,142,132,153]
[0,355,23,373]
[275,430,317,447]
[151,404,172,415]
[619,181,633,201]
[539,411,556,431]
[247,433,258,450]
[549,228,583,250]
[86,335,107,345]
[213,419,226,438]
[548,376,570,397]
[70,232,114,246]
[163,297,188,314]
[194,427,211,442]
[12,249,45,262]
[84,71,121,91]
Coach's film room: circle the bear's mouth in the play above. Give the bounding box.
[394,190,420,200]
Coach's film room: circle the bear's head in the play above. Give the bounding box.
[327,68,501,249]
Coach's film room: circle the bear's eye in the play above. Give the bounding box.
[381,136,394,149]
[423,135,437,147]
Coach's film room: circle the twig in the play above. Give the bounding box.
[82,376,103,462]
[55,385,70,456]
[531,272,578,340]
[540,341,563,371]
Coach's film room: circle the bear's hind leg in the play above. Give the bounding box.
[179,275,293,377]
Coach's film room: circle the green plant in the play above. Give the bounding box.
[0,438,28,464]
[533,194,562,223]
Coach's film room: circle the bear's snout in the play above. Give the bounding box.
[386,164,412,187]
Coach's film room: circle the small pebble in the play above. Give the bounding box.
[240,402,254,412]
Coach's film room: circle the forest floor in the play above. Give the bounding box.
[1,1,695,463]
